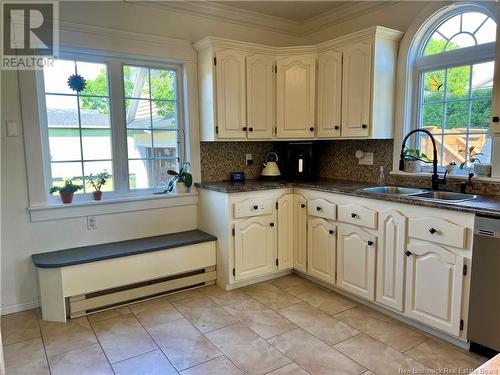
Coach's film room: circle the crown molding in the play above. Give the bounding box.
[132,1,401,38]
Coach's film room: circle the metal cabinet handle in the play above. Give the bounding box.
[301,204,306,208]
[351,213,357,218]
[405,250,412,257]
[270,223,275,227]
[249,127,254,132]
[334,125,340,130]
[429,228,437,235]
[243,126,248,131]
[367,240,374,246]
[309,127,315,132]
[253,205,258,210]
[329,229,335,235]
[361,124,368,129]
[316,206,322,211]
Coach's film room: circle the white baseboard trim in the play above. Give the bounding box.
[1,299,40,316]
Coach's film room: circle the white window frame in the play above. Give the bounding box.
[393,2,500,180]
[35,50,186,204]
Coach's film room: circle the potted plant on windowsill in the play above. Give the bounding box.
[403,148,431,173]
[166,162,193,193]
[87,170,111,201]
[49,179,83,204]
[460,146,490,177]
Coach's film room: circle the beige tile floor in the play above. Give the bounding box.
[1,274,488,375]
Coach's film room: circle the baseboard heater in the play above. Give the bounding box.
[67,266,216,318]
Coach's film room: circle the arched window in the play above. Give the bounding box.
[413,6,496,171]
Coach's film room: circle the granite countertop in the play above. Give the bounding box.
[195,179,500,218]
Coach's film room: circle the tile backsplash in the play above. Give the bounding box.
[200,140,500,195]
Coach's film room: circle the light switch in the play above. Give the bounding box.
[6,120,19,137]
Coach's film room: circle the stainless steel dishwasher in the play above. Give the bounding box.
[468,216,500,356]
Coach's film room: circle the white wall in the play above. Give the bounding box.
[0,2,300,313]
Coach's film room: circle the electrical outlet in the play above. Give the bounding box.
[245,153,253,165]
[359,152,374,165]
[87,216,97,230]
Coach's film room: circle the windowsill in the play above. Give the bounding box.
[390,170,500,183]
[28,191,199,222]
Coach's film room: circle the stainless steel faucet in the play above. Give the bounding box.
[399,129,447,190]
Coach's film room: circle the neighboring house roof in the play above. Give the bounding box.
[47,108,176,129]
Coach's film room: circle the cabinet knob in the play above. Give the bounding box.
[270,223,275,227]
[334,125,340,130]
[309,127,315,132]
[243,126,248,131]
[429,228,437,235]
[405,250,412,257]
[249,127,254,132]
[329,229,334,235]
[361,124,368,129]
[301,204,306,208]
[367,240,374,247]
[253,205,258,210]
[316,206,322,211]
[351,213,357,218]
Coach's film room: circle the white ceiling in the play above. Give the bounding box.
[216,1,351,22]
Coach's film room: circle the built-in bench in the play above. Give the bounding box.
[32,230,217,322]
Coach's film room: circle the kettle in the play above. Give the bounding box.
[261,152,281,178]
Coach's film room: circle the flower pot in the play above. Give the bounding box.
[175,181,189,194]
[93,191,103,201]
[405,160,422,173]
[59,191,74,204]
[474,163,492,177]
[446,164,459,176]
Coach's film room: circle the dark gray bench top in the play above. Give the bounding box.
[32,230,217,268]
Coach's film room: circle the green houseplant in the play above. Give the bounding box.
[87,170,111,201]
[166,162,193,193]
[403,147,431,173]
[459,146,490,176]
[49,179,83,204]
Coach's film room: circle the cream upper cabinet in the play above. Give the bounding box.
[337,223,376,300]
[277,194,294,270]
[341,42,372,138]
[246,54,275,139]
[215,49,247,139]
[376,209,407,312]
[307,217,336,284]
[405,243,464,336]
[234,215,276,281]
[317,50,342,138]
[276,55,316,139]
[293,194,308,273]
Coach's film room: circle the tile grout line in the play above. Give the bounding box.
[87,315,119,374]
[36,310,53,375]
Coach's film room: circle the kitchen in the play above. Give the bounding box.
[1,1,500,374]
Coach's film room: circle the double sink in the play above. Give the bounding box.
[359,186,478,203]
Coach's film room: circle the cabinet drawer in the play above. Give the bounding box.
[408,217,467,249]
[234,198,274,219]
[338,204,377,229]
[307,198,336,220]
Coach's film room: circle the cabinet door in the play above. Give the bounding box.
[246,54,275,139]
[341,42,371,138]
[405,243,464,336]
[215,49,247,139]
[234,216,276,281]
[317,50,342,138]
[307,218,336,284]
[277,194,294,270]
[337,223,376,300]
[276,55,316,139]
[293,194,308,273]
[376,209,406,311]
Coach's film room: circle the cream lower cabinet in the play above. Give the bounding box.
[277,194,294,270]
[234,215,276,281]
[293,194,308,273]
[337,223,376,300]
[405,242,464,336]
[376,209,406,312]
[307,218,336,284]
